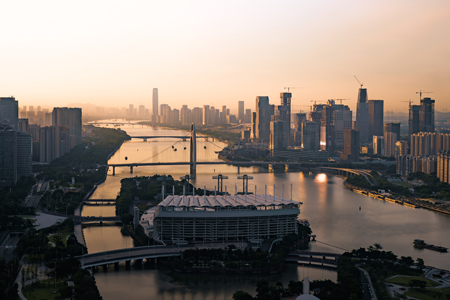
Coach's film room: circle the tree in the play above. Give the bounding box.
[233,291,254,300]
[415,258,425,272]
[400,256,414,267]
[373,243,383,251]
[408,279,426,289]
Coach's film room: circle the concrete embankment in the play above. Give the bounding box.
[344,182,450,216]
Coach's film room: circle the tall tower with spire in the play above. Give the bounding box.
[355,87,369,143]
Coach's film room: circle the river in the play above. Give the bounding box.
[82,121,450,299]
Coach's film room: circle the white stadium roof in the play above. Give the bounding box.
[158,194,301,209]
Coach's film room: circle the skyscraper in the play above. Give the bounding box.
[341,129,360,162]
[279,93,292,148]
[16,131,32,179]
[238,101,244,122]
[0,126,32,184]
[152,88,158,117]
[0,127,17,184]
[355,88,369,143]
[409,104,421,142]
[52,107,82,147]
[420,97,435,132]
[301,121,320,151]
[202,105,210,126]
[269,118,287,151]
[0,97,19,127]
[368,100,384,138]
[254,96,274,143]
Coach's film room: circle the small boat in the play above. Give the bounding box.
[414,239,448,252]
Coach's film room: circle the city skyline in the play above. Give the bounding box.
[1,1,449,112]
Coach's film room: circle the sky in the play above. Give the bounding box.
[1,0,450,113]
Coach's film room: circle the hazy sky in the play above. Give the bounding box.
[1,0,449,113]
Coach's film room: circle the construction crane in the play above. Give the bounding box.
[292,105,311,113]
[310,100,325,105]
[329,99,349,104]
[402,100,414,107]
[354,75,363,88]
[284,87,302,92]
[416,90,433,101]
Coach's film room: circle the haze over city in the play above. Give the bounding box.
[1,0,450,112]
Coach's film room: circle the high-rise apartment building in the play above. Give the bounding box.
[437,151,450,184]
[301,121,320,151]
[373,136,384,155]
[52,107,82,147]
[368,100,384,138]
[0,97,19,128]
[254,96,274,143]
[420,97,435,132]
[192,107,203,126]
[16,131,32,179]
[128,104,135,118]
[202,105,210,126]
[180,105,191,125]
[279,93,292,148]
[152,88,158,117]
[395,140,408,157]
[244,109,252,123]
[0,128,17,183]
[138,105,146,118]
[160,104,170,123]
[408,98,435,145]
[340,129,360,162]
[384,132,397,157]
[311,100,352,152]
[269,119,287,151]
[355,88,369,143]
[238,101,244,122]
[0,126,32,184]
[384,123,401,140]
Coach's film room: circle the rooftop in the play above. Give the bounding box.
[158,194,301,209]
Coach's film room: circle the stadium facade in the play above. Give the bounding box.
[142,194,301,244]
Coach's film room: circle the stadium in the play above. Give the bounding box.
[142,193,301,244]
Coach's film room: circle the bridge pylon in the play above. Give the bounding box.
[190,123,197,179]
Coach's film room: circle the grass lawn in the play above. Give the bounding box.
[48,229,71,247]
[386,275,440,287]
[404,287,450,300]
[22,280,67,300]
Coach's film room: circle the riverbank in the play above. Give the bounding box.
[344,182,450,216]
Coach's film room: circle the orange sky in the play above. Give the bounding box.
[1,0,449,113]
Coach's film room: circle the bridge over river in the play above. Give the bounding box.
[102,124,378,187]
[77,245,342,269]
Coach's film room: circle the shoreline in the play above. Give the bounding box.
[344,182,450,216]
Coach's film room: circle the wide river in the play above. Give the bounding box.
[82,121,450,300]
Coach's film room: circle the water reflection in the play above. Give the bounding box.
[315,173,327,183]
